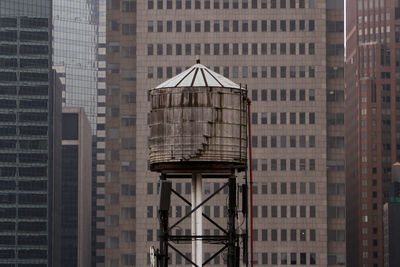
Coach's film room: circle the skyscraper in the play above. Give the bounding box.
[345,0,400,266]
[0,0,61,265]
[53,0,99,129]
[105,0,346,265]
[61,107,92,267]
[52,1,106,266]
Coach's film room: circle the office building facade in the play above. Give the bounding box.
[0,0,61,266]
[105,0,346,266]
[345,0,400,266]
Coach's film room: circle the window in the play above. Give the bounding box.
[261,136,268,148]
[121,230,136,242]
[252,66,257,77]
[309,113,315,124]
[300,253,306,264]
[271,112,277,124]
[309,43,315,54]
[176,21,182,32]
[309,20,315,31]
[280,66,286,78]
[271,43,277,55]
[223,20,229,32]
[290,43,296,55]
[271,159,277,170]
[121,207,135,219]
[271,20,277,32]
[310,206,316,217]
[242,20,248,32]
[280,20,286,31]
[299,113,305,124]
[147,229,153,241]
[290,206,296,217]
[156,21,163,33]
[147,206,153,218]
[310,230,316,241]
[280,43,286,55]
[280,136,286,147]
[261,43,267,55]
[252,136,258,148]
[261,159,268,170]
[233,20,238,32]
[299,20,305,31]
[261,0,267,8]
[290,159,296,170]
[291,253,297,264]
[107,237,119,248]
[290,112,296,124]
[242,43,248,55]
[214,20,220,32]
[252,206,258,218]
[280,113,286,124]
[271,136,277,148]
[109,63,120,74]
[223,43,229,55]
[185,44,191,55]
[166,0,172,8]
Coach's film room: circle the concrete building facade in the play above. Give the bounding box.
[345,0,400,266]
[105,0,346,266]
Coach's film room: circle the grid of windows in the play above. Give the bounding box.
[146,19,315,33]
[0,6,52,265]
[146,42,316,56]
[146,65,317,79]
[147,0,316,9]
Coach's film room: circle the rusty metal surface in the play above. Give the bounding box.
[149,86,247,169]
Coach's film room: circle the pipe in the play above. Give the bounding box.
[191,173,202,267]
[191,175,196,264]
[247,98,254,267]
[195,174,202,266]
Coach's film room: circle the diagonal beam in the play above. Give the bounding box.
[171,188,228,234]
[202,244,228,266]
[168,182,228,232]
[168,242,198,267]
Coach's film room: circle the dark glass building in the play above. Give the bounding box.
[0,0,61,266]
[61,107,92,267]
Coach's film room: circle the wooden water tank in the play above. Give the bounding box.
[149,64,247,172]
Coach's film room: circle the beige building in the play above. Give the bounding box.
[61,107,92,267]
[105,0,346,266]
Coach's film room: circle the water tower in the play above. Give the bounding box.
[149,62,248,267]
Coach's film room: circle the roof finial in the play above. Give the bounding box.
[196,55,200,64]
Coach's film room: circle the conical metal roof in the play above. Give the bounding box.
[154,64,241,89]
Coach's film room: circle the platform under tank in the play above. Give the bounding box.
[149,63,247,172]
